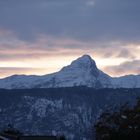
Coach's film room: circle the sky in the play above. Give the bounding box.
[0,0,140,78]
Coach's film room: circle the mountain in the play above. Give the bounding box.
[112,74,140,88]
[0,54,139,89]
[0,88,139,140]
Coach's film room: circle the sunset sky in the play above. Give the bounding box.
[0,0,140,78]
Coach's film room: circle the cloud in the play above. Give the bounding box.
[0,67,48,78]
[86,0,95,6]
[0,0,140,78]
[0,32,85,61]
[104,60,140,76]
[0,0,140,43]
[0,29,139,64]
[0,26,140,77]
[117,49,136,59]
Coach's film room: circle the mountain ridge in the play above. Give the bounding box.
[0,54,139,89]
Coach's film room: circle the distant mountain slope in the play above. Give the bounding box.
[112,74,140,88]
[0,54,139,89]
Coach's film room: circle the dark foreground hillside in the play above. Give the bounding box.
[0,87,139,140]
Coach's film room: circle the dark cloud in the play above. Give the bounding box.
[104,60,140,76]
[0,0,140,42]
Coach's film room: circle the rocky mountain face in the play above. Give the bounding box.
[0,54,139,89]
[0,88,139,140]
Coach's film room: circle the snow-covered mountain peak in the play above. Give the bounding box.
[61,54,97,73]
[56,55,111,88]
[71,54,96,68]
[75,54,93,62]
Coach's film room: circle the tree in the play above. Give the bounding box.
[95,98,140,140]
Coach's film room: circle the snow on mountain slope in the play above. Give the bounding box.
[0,54,139,89]
[0,55,111,89]
[0,75,39,89]
[36,55,112,88]
[111,74,140,88]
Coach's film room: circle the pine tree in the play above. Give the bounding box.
[95,98,140,140]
